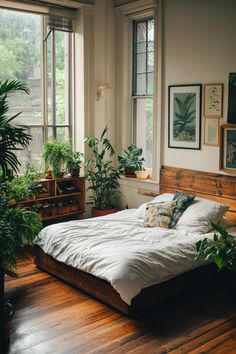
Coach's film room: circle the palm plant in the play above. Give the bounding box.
[0,80,31,182]
[85,126,120,211]
[173,93,196,140]
[0,79,42,348]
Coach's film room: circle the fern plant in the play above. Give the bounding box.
[196,222,236,271]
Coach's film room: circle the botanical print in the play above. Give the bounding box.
[204,118,219,146]
[204,85,222,116]
[227,73,236,124]
[225,129,236,169]
[168,84,201,150]
[173,93,196,142]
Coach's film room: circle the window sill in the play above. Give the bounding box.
[119,175,159,194]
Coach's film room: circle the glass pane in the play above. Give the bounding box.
[15,127,44,173]
[147,41,154,52]
[47,126,70,141]
[148,19,154,41]
[0,9,43,125]
[47,32,53,125]
[136,53,146,74]
[56,126,70,140]
[136,74,146,95]
[137,41,146,54]
[135,98,153,169]
[147,73,153,95]
[147,52,154,72]
[137,22,146,43]
[55,31,70,125]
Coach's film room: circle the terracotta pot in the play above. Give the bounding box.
[91,207,117,218]
[124,167,136,178]
[135,170,149,180]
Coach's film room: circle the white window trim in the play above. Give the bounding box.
[115,0,162,183]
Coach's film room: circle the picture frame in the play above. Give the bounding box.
[204,83,223,118]
[168,84,202,150]
[220,124,236,174]
[227,73,236,124]
[204,117,220,146]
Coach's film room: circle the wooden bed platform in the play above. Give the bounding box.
[34,166,236,314]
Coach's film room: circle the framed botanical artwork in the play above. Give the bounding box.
[204,117,220,146]
[204,83,223,118]
[227,73,236,124]
[168,84,202,150]
[220,124,236,174]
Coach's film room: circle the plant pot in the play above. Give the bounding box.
[135,170,149,180]
[71,168,80,177]
[91,207,117,218]
[124,167,136,178]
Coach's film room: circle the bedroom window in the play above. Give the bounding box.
[0,6,74,172]
[132,18,154,169]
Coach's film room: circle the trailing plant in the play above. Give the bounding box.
[118,144,145,173]
[42,140,72,178]
[196,222,236,272]
[85,126,120,210]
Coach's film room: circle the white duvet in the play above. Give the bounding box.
[35,209,236,305]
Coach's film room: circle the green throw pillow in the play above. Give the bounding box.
[170,191,195,228]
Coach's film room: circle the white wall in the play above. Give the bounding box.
[163,0,236,172]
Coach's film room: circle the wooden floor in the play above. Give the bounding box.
[5,254,236,354]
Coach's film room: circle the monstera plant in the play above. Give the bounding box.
[0,80,42,348]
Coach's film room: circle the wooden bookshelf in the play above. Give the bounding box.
[16,176,85,224]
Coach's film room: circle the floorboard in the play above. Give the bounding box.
[5,255,236,354]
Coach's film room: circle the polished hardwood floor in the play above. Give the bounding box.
[5,254,236,354]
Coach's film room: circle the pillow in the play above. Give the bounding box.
[170,192,195,228]
[135,193,174,219]
[174,197,229,233]
[144,200,177,228]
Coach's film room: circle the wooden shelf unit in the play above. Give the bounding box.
[16,176,85,224]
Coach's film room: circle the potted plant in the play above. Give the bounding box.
[196,223,236,280]
[85,126,120,217]
[67,151,84,177]
[42,140,72,178]
[118,144,145,178]
[0,79,43,348]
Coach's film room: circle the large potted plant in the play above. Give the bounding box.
[42,140,72,178]
[0,79,42,348]
[85,126,120,217]
[196,223,236,272]
[118,144,145,178]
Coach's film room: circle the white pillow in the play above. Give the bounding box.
[175,197,229,234]
[135,193,174,219]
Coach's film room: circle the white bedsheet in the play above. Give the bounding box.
[34,210,236,305]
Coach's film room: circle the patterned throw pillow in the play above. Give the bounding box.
[170,191,195,228]
[144,200,177,228]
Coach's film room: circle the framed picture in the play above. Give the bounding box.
[220,124,236,174]
[168,84,202,149]
[204,83,223,117]
[227,73,236,124]
[204,117,220,146]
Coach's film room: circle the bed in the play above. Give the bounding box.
[34,166,236,314]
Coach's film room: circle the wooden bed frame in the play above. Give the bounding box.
[34,166,236,314]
